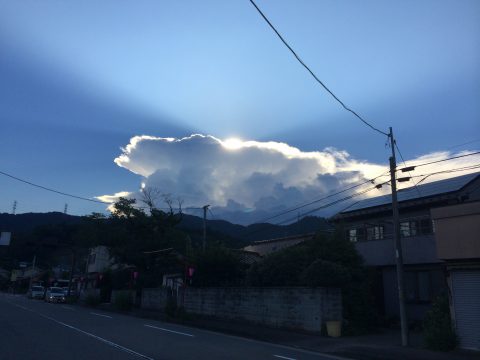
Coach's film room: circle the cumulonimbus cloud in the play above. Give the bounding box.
[98,134,479,224]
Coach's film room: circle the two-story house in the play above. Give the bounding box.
[332,172,480,322]
[431,200,480,350]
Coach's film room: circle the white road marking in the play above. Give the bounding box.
[180,326,353,360]
[91,312,113,319]
[62,305,75,310]
[144,324,195,337]
[5,297,352,360]
[274,356,296,360]
[8,301,154,360]
[40,314,154,360]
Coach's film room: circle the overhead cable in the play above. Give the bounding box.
[0,170,109,204]
[248,0,388,137]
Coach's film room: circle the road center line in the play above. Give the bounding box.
[144,324,195,337]
[90,312,113,319]
[273,355,296,360]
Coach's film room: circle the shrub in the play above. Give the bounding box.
[423,295,457,351]
[247,232,380,334]
[113,291,133,311]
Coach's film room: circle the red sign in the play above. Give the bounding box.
[187,267,195,278]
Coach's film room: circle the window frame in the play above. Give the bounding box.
[400,217,433,238]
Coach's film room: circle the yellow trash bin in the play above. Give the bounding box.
[326,321,342,337]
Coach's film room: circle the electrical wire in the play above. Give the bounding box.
[399,151,480,170]
[276,181,389,226]
[248,0,388,137]
[447,138,480,150]
[410,164,480,186]
[394,141,422,197]
[0,169,110,204]
[254,169,390,224]
[242,180,388,238]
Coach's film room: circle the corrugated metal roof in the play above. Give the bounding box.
[342,172,480,213]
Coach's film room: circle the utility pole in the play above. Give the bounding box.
[12,201,17,215]
[64,203,68,214]
[67,249,76,297]
[28,254,36,290]
[202,205,210,251]
[389,127,409,347]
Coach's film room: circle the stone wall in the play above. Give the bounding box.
[141,287,172,310]
[111,289,136,305]
[142,286,341,332]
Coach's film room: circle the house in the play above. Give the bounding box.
[243,233,316,256]
[86,246,113,274]
[431,201,480,350]
[332,172,480,322]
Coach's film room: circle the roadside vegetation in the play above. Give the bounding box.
[423,295,457,351]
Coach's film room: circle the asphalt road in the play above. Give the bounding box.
[0,293,347,360]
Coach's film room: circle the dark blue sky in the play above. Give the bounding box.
[0,0,479,217]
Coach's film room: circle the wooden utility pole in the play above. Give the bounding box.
[202,205,210,251]
[389,127,409,346]
[67,249,76,297]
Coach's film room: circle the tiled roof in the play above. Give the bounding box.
[341,172,480,214]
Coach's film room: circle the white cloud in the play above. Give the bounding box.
[99,134,479,224]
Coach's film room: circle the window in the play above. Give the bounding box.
[405,271,431,303]
[400,218,433,237]
[348,228,365,242]
[400,221,416,237]
[348,226,383,242]
[400,218,433,238]
[366,225,384,240]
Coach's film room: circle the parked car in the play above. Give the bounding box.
[62,286,76,297]
[45,287,66,303]
[28,285,45,299]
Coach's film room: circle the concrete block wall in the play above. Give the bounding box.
[111,289,135,305]
[141,287,172,310]
[180,287,341,332]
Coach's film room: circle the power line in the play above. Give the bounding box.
[245,163,480,238]
[411,164,480,186]
[284,163,480,226]
[276,181,389,226]
[243,179,389,239]
[248,0,388,137]
[255,169,390,224]
[0,169,110,204]
[447,138,480,150]
[394,141,422,197]
[398,151,480,171]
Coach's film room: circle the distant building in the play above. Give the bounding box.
[332,172,480,322]
[87,246,113,274]
[231,249,263,264]
[243,233,316,256]
[431,201,480,350]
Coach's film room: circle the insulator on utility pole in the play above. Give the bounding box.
[389,127,409,347]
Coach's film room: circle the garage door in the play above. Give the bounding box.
[451,270,480,350]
